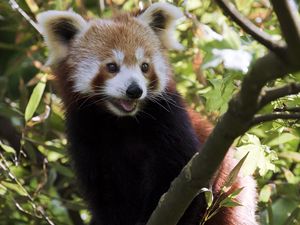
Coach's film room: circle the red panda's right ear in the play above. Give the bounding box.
[37,11,87,65]
[137,3,184,51]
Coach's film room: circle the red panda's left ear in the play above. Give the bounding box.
[37,10,87,65]
[137,3,184,51]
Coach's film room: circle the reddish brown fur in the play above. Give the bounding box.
[188,111,257,225]
[73,14,159,65]
[147,65,159,90]
[188,109,213,143]
[52,61,76,109]
[91,66,113,90]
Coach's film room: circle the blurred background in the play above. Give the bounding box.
[0,0,300,224]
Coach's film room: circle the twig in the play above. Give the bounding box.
[99,0,105,13]
[251,112,300,125]
[259,83,300,108]
[8,0,42,34]
[270,0,300,62]
[214,0,285,57]
[274,106,300,113]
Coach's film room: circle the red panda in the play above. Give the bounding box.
[37,3,257,225]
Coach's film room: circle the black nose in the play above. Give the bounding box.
[126,83,143,99]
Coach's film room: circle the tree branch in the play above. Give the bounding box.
[259,83,300,108]
[274,106,300,113]
[146,47,300,225]
[214,0,285,57]
[251,113,300,125]
[270,0,300,62]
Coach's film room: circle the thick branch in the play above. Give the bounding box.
[146,46,300,225]
[215,0,285,56]
[271,0,300,62]
[251,113,300,125]
[259,83,300,108]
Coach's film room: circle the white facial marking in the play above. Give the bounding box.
[104,65,147,116]
[112,49,125,65]
[72,58,100,93]
[135,48,144,63]
[104,65,147,99]
[153,53,168,92]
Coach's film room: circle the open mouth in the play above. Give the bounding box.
[109,98,138,113]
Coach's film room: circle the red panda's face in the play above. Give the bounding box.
[69,19,169,116]
[37,3,183,116]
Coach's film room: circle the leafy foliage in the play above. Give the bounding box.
[0,0,299,224]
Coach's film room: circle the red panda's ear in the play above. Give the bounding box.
[37,11,87,65]
[137,3,184,51]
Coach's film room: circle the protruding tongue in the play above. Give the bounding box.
[119,99,136,112]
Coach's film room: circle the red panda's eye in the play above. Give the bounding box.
[141,63,149,73]
[106,63,119,73]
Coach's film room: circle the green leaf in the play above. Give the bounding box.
[259,185,272,203]
[279,151,300,163]
[283,206,300,225]
[276,183,300,200]
[282,168,297,184]
[0,141,16,154]
[220,197,242,208]
[50,162,74,178]
[203,75,236,113]
[267,133,299,147]
[0,184,7,195]
[200,187,214,208]
[236,134,278,176]
[223,26,241,49]
[268,198,299,225]
[228,187,244,198]
[64,201,87,211]
[24,75,47,122]
[1,181,27,196]
[222,152,249,191]
[235,0,254,14]
[243,134,261,145]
